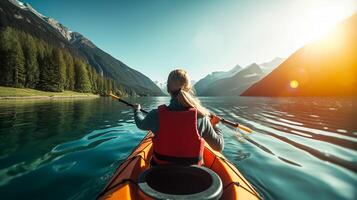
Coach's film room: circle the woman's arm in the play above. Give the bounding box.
[133,105,159,133]
[198,117,224,152]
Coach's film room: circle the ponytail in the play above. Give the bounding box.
[176,89,210,117]
[167,69,210,117]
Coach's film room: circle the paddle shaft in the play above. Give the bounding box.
[112,96,149,114]
[109,93,252,132]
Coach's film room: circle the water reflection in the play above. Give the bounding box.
[200,97,357,200]
[0,97,356,200]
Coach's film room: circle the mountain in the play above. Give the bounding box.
[70,32,163,96]
[197,63,264,96]
[0,0,163,96]
[194,64,242,95]
[1,0,72,48]
[154,81,168,95]
[194,57,284,96]
[259,57,285,73]
[242,13,357,97]
[154,80,196,95]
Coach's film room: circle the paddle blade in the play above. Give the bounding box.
[109,93,120,100]
[233,127,252,143]
[217,116,253,134]
[238,124,253,133]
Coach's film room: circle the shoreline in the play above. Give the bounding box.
[0,86,100,100]
[0,94,100,100]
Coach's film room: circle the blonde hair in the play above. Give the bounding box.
[167,69,210,117]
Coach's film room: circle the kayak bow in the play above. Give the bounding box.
[98,132,261,200]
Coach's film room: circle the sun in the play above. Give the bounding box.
[290,80,299,89]
[301,1,356,43]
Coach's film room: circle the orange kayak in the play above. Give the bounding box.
[98,132,261,200]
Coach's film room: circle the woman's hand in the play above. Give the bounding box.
[210,114,220,127]
[133,104,141,112]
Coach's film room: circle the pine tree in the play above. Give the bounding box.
[0,27,25,87]
[22,34,39,88]
[63,51,75,90]
[106,78,112,94]
[13,35,26,87]
[39,50,57,91]
[55,49,66,91]
[89,67,98,93]
[36,40,46,89]
[96,75,104,95]
[0,28,14,86]
[74,59,91,92]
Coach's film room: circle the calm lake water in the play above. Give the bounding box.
[0,97,356,200]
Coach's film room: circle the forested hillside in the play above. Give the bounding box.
[0,0,163,96]
[0,27,134,96]
[70,32,164,96]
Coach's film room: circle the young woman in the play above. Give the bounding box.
[133,69,224,165]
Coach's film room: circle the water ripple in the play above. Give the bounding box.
[0,97,356,200]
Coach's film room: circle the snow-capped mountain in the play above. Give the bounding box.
[194,57,285,96]
[44,17,72,41]
[8,0,26,9]
[70,32,96,48]
[8,0,72,41]
[194,64,242,95]
[155,80,196,95]
[259,57,285,73]
[195,63,264,96]
[154,81,168,95]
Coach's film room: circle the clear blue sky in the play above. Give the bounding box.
[21,0,357,82]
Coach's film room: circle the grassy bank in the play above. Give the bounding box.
[0,86,99,99]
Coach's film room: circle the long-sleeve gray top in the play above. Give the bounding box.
[134,98,224,151]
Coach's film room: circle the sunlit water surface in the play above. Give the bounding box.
[0,97,356,200]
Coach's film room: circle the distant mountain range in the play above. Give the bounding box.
[194,64,242,95]
[194,57,284,96]
[1,0,163,96]
[154,81,168,95]
[259,57,285,73]
[242,13,357,97]
[154,80,196,96]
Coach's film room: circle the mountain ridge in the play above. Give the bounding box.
[242,13,357,97]
[196,63,264,96]
[2,0,163,96]
[69,32,163,96]
[194,64,242,95]
[194,57,284,96]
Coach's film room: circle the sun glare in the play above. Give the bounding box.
[290,80,299,89]
[300,1,356,43]
[306,13,338,42]
[309,1,353,39]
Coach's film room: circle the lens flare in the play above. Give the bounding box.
[290,80,299,89]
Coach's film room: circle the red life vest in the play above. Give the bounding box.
[152,105,205,165]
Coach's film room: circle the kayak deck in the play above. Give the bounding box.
[98,132,261,200]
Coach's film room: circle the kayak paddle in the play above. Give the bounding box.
[109,93,252,133]
[217,116,252,133]
[109,93,148,114]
